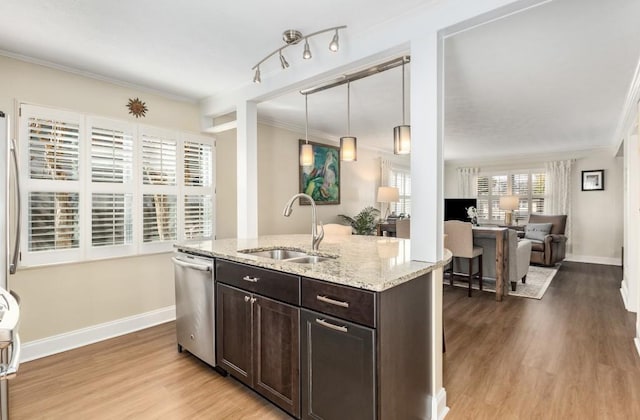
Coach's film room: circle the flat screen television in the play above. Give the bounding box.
[444,198,477,222]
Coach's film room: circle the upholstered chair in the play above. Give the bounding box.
[525,214,567,266]
[395,219,410,239]
[514,239,533,291]
[444,220,484,297]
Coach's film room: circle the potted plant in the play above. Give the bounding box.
[338,206,380,235]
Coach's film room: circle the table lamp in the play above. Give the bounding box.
[499,195,519,226]
[377,186,399,220]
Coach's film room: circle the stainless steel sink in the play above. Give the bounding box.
[243,248,308,260]
[239,248,336,264]
[285,255,333,264]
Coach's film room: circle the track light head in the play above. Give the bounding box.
[329,30,339,52]
[253,67,261,84]
[303,39,312,60]
[279,51,289,69]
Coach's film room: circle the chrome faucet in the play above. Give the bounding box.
[283,193,324,251]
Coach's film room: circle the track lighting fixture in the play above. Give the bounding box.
[329,29,339,52]
[279,51,289,69]
[252,26,346,83]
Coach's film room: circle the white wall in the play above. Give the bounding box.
[215,123,407,238]
[0,55,203,342]
[444,148,624,264]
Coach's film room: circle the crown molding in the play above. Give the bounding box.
[613,54,640,152]
[0,49,197,104]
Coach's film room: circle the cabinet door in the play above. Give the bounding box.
[253,295,300,418]
[216,283,252,386]
[300,309,375,420]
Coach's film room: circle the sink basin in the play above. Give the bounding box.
[239,248,337,264]
[286,255,333,264]
[242,248,308,260]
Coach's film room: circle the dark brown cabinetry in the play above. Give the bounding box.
[216,261,300,418]
[300,309,375,420]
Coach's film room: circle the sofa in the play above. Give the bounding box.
[525,214,567,266]
[452,229,531,294]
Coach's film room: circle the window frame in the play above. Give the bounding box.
[19,104,215,268]
[475,169,546,225]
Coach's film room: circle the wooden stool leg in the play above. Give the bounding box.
[479,255,483,291]
[467,258,472,297]
[449,260,454,287]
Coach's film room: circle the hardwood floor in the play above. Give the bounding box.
[10,262,639,419]
[10,324,289,419]
[443,261,640,420]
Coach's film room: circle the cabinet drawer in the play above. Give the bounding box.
[301,277,376,328]
[216,260,300,305]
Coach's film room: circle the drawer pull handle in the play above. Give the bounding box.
[242,275,260,283]
[317,295,349,308]
[316,318,348,333]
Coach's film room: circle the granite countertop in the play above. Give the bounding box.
[175,234,452,292]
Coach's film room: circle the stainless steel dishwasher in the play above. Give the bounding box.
[172,251,215,367]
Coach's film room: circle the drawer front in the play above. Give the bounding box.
[216,260,300,305]
[301,277,376,328]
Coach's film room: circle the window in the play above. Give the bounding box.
[19,104,215,267]
[475,170,545,224]
[389,168,411,216]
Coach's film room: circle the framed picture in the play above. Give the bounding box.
[581,169,604,191]
[298,140,340,205]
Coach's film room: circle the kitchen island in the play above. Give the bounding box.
[175,234,451,420]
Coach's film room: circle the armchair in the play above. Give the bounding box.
[525,214,567,266]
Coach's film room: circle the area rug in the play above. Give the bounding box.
[445,264,559,299]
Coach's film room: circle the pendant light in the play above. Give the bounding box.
[393,59,411,155]
[340,81,357,162]
[300,94,314,167]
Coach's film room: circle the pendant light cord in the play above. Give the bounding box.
[347,81,351,135]
[305,94,309,143]
[401,60,406,125]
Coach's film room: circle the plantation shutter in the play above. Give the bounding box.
[91,126,133,183]
[182,138,215,241]
[476,176,490,220]
[21,106,83,266]
[91,193,133,247]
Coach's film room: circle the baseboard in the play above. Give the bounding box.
[565,254,622,266]
[21,305,176,362]
[620,279,635,312]
[428,387,449,420]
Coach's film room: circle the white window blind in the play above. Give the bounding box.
[184,141,212,187]
[184,195,213,240]
[143,194,177,242]
[142,134,177,186]
[19,104,216,267]
[91,126,133,183]
[91,193,133,247]
[389,168,411,216]
[475,170,546,224]
[28,192,80,251]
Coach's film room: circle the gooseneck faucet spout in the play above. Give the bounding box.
[283,193,324,251]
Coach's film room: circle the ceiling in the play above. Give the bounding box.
[1,0,639,160]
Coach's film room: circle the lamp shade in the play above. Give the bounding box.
[393,125,411,154]
[300,143,314,167]
[340,136,357,161]
[377,186,400,203]
[499,195,519,211]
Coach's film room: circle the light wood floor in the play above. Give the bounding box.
[10,262,639,419]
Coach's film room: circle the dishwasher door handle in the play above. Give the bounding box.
[172,257,212,272]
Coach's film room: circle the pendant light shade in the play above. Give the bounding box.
[393,59,411,155]
[393,125,411,154]
[340,136,357,161]
[340,81,357,162]
[300,143,314,166]
[300,94,314,167]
